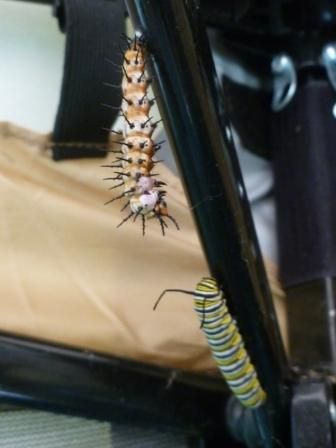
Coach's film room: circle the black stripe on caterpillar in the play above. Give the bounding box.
[154,277,267,409]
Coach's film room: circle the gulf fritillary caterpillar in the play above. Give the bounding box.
[104,33,179,236]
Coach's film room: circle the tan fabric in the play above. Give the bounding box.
[0,122,286,371]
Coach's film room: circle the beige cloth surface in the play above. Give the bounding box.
[0,122,286,371]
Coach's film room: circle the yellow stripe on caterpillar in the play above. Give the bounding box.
[193,277,266,409]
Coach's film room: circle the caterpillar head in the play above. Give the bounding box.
[130,191,159,215]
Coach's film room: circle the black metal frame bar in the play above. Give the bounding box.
[125,1,288,446]
[4,0,52,4]
[0,332,229,434]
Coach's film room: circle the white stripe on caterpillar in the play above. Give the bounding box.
[154,277,267,409]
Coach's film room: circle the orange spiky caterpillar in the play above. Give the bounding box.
[104,34,179,236]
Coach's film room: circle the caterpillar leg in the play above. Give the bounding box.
[103,176,123,181]
[116,211,134,228]
[142,215,146,236]
[120,201,130,212]
[108,182,124,190]
[103,164,123,169]
[104,190,134,206]
[157,215,168,236]
[166,214,180,230]
[133,208,143,222]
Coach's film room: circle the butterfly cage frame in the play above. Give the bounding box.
[2,0,336,447]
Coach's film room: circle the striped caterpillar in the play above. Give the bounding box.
[154,277,266,408]
[104,34,179,236]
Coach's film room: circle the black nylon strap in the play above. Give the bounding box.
[272,79,336,287]
[52,0,125,160]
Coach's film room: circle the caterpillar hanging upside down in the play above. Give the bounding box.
[104,33,179,236]
[154,277,267,409]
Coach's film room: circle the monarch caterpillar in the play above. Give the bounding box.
[104,33,179,236]
[154,277,266,408]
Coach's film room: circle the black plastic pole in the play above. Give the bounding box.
[125,1,288,446]
[6,0,52,3]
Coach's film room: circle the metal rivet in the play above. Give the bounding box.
[226,125,232,141]
[332,104,336,118]
[238,183,244,198]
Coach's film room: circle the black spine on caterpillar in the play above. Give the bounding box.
[104,33,179,236]
[154,277,267,409]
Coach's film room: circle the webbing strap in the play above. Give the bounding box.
[52,0,125,160]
